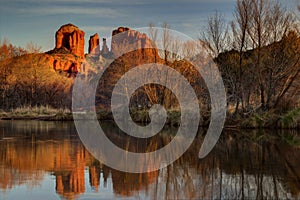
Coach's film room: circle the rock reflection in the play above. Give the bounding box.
[0,121,299,199]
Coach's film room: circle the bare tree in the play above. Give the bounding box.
[247,0,270,49]
[245,0,297,109]
[231,0,252,112]
[148,22,158,45]
[232,0,252,52]
[162,22,171,63]
[268,2,292,43]
[26,41,42,53]
[202,11,230,57]
[181,40,201,59]
[263,2,294,108]
[246,0,274,109]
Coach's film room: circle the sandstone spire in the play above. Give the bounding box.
[88,33,100,56]
[55,23,85,58]
[101,38,109,55]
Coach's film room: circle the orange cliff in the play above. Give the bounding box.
[46,23,93,76]
[55,23,85,58]
[88,33,100,56]
[52,24,159,61]
[45,24,161,77]
[0,23,162,84]
[111,26,160,64]
[0,136,160,199]
[43,23,85,76]
[0,138,89,199]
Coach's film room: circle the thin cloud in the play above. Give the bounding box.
[82,26,114,33]
[4,0,146,5]
[14,6,125,17]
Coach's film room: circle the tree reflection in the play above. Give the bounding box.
[0,121,299,199]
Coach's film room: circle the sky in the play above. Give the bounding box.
[0,0,299,52]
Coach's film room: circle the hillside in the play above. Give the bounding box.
[1,23,300,121]
[0,53,74,109]
[216,31,300,113]
[0,24,168,110]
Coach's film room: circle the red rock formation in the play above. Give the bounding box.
[51,55,81,76]
[88,33,100,56]
[55,146,86,199]
[101,38,109,55]
[111,27,159,64]
[55,23,85,58]
[89,166,100,191]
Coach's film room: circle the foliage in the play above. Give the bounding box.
[279,131,300,147]
[240,111,279,128]
[240,108,300,129]
[0,53,73,110]
[278,108,300,129]
[0,39,27,61]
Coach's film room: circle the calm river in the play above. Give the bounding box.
[0,120,299,199]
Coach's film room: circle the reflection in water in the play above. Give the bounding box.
[0,120,299,199]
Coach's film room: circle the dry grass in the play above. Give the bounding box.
[11,105,70,116]
[0,106,72,120]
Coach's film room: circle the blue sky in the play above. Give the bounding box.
[0,0,298,52]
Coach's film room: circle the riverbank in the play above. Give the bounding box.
[0,107,186,125]
[0,106,73,121]
[236,108,300,129]
[1,107,300,148]
[2,106,300,130]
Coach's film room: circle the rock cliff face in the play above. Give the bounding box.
[55,24,85,58]
[95,27,162,107]
[48,24,161,78]
[101,38,109,55]
[111,27,159,63]
[88,33,100,56]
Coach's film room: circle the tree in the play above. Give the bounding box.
[202,11,230,58]
[148,22,158,45]
[231,0,252,113]
[162,22,171,64]
[0,39,26,61]
[26,41,42,53]
[244,0,297,109]
[206,0,300,114]
[263,2,294,108]
[266,31,300,109]
[247,0,272,108]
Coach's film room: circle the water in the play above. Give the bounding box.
[0,120,299,200]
